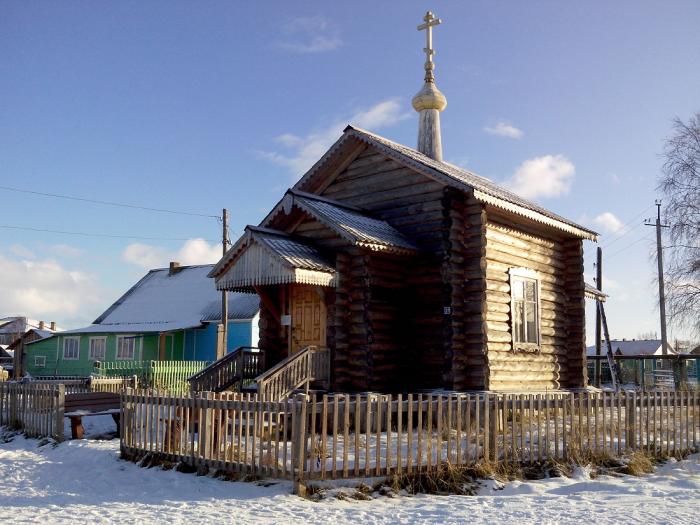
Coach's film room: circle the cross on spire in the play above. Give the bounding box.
[417,11,442,82]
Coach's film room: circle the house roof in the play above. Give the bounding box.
[251,227,336,273]
[7,328,56,350]
[586,339,676,357]
[210,226,338,290]
[270,189,418,253]
[294,126,598,241]
[47,264,258,337]
[584,283,608,302]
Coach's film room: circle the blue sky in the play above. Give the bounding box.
[1,1,698,342]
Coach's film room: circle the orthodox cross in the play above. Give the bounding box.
[417,11,442,82]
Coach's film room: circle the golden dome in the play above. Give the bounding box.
[412,81,447,112]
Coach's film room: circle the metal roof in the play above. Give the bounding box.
[584,282,608,302]
[293,126,598,240]
[288,190,418,252]
[251,226,336,273]
[200,294,260,322]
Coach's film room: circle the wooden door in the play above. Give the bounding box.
[290,285,326,354]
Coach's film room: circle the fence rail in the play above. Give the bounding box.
[27,377,137,394]
[120,389,700,491]
[0,382,64,440]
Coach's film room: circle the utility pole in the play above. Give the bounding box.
[220,208,229,360]
[594,246,603,387]
[645,200,670,355]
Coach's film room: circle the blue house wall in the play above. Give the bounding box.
[183,321,254,362]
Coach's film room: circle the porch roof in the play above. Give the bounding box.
[213,226,337,291]
[267,190,418,254]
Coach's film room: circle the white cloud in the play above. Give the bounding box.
[0,253,104,324]
[484,121,524,139]
[50,244,85,258]
[260,98,410,175]
[593,212,626,234]
[122,238,222,270]
[9,244,35,259]
[276,16,342,54]
[503,154,575,199]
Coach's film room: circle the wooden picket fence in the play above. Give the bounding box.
[0,382,64,440]
[27,377,138,394]
[96,361,209,393]
[120,389,700,491]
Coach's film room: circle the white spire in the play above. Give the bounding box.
[412,11,447,162]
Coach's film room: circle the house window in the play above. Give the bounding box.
[509,268,540,350]
[34,356,46,367]
[89,337,106,361]
[63,337,80,360]
[116,335,137,360]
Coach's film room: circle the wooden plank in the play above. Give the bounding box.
[332,395,338,478]
[483,394,490,462]
[407,394,413,474]
[436,395,443,466]
[354,393,361,478]
[375,395,382,476]
[456,395,462,465]
[386,394,393,476]
[417,394,423,468]
[396,394,403,475]
[343,395,350,478]
[365,395,371,477]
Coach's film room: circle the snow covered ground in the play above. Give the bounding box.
[1,421,699,524]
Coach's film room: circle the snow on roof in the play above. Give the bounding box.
[58,265,259,335]
[586,339,676,357]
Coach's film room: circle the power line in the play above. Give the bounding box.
[600,204,655,248]
[0,185,220,219]
[605,235,654,260]
[0,224,218,243]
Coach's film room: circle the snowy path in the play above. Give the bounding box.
[1,430,699,524]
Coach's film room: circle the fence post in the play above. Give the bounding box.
[54,384,65,442]
[292,392,308,496]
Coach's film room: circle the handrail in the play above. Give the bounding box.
[188,346,264,393]
[255,345,330,401]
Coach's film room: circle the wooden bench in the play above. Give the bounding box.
[64,392,121,439]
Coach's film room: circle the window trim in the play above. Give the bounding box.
[116,335,138,360]
[62,336,81,360]
[88,336,107,361]
[508,267,541,353]
[34,355,46,367]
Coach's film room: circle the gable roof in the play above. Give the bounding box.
[294,126,597,241]
[210,226,337,290]
[58,264,258,335]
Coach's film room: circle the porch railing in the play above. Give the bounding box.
[255,345,330,401]
[188,347,265,393]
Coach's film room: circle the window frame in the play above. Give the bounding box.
[88,336,107,361]
[62,336,81,360]
[34,355,46,367]
[116,335,137,360]
[509,267,541,353]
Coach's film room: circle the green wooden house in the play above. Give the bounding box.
[24,263,259,378]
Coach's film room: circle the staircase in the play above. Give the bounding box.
[255,345,330,401]
[188,347,265,393]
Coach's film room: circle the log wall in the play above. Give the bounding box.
[483,213,586,390]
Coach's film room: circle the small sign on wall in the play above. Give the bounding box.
[281,314,291,326]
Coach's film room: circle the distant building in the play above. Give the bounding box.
[24,263,259,378]
[0,317,60,346]
[586,339,676,357]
